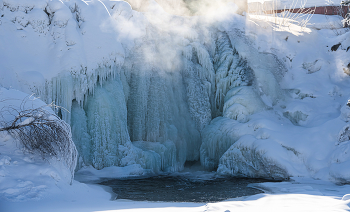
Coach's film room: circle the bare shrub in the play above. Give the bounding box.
[0,96,77,182]
[248,0,316,31]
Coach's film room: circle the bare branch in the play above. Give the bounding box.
[0,97,77,183]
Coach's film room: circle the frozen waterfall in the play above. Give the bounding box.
[53,27,284,175]
[2,0,329,180]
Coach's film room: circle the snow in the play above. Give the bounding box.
[203,13,350,181]
[1,176,350,212]
[1,0,350,211]
[0,88,77,200]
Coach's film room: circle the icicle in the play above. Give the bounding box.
[212,32,253,117]
[84,75,130,170]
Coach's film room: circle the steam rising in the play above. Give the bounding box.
[81,0,250,171]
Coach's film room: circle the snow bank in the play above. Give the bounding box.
[0,88,76,201]
[2,177,350,211]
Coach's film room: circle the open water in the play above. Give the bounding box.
[99,173,272,202]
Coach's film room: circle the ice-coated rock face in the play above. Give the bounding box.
[217,135,290,180]
[223,86,266,122]
[200,117,242,170]
[212,31,253,118]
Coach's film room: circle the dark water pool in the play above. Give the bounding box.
[99,174,272,202]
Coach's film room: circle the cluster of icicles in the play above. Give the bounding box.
[36,29,282,176]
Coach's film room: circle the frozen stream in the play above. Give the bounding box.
[98,174,274,202]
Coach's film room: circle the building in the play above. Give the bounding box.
[248,0,348,17]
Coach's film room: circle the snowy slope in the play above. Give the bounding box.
[207,14,350,181]
[0,88,75,201]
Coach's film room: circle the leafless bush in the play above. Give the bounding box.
[0,96,77,181]
[248,0,315,32]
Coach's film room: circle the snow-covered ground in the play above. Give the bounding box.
[1,176,350,212]
[1,0,350,211]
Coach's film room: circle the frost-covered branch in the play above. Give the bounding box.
[248,0,315,31]
[0,98,77,181]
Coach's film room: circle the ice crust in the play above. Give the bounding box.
[1,0,350,185]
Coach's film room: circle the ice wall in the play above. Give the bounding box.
[0,0,285,174]
[119,7,220,169]
[84,77,130,169]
